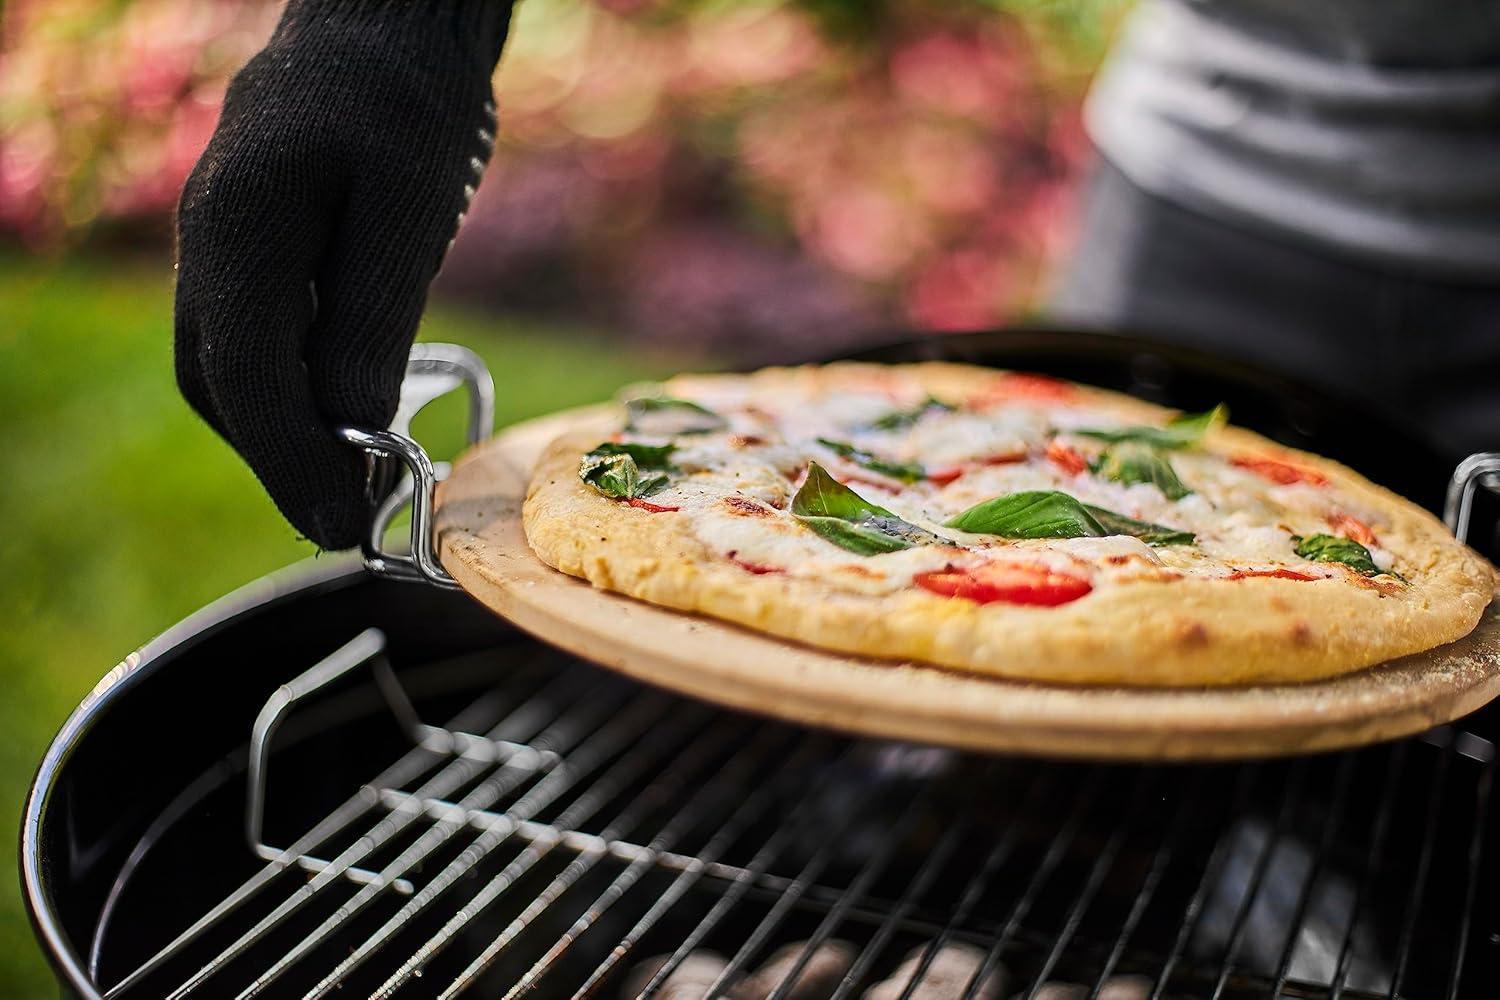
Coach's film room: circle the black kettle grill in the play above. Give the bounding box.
[22,331,1500,999]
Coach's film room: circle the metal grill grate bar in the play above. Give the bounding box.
[1268,755,1357,997]
[696,770,901,997]
[756,781,939,1000]
[1149,764,1253,1000]
[1088,769,1204,998]
[1388,733,1455,1000]
[1330,742,1407,1000]
[107,667,572,1000]
[829,765,991,1000]
[171,671,600,1000]
[242,687,625,999]
[363,693,698,998]
[633,743,876,998]
[1449,741,1496,999]
[963,768,1106,1000]
[1026,770,1152,998]
[891,770,1051,1000]
[1207,760,1310,1000]
[498,724,790,999]
[436,708,742,997]
[570,732,833,1000]
[98,678,532,1000]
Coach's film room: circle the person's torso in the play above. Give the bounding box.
[1085,0,1500,278]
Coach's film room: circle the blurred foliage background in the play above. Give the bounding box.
[1,0,1125,991]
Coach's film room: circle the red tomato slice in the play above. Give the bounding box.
[926,466,965,486]
[1045,440,1089,476]
[915,562,1092,607]
[628,498,681,513]
[1227,568,1319,581]
[969,372,1076,408]
[729,554,781,575]
[980,451,1028,466]
[1230,455,1328,487]
[1327,512,1377,546]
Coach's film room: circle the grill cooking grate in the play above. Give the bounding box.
[94,631,1499,999]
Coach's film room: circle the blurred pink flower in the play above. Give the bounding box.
[802,183,932,282]
[0,120,56,237]
[890,27,1024,121]
[680,6,824,91]
[905,247,1013,331]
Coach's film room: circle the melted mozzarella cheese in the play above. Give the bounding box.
[606,380,1407,595]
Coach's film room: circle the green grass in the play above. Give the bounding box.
[0,252,696,995]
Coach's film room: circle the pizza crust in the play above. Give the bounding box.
[522,363,1494,687]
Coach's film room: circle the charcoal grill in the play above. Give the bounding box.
[23,330,1500,998]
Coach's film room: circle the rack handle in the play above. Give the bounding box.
[336,343,494,588]
[1445,452,1500,545]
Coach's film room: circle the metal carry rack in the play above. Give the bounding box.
[92,629,1498,999]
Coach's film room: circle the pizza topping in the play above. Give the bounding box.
[1092,443,1193,501]
[586,441,677,468]
[1227,568,1320,581]
[1084,507,1196,546]
[1231,454,1328,487]
[1292,533,1400,579]
[972,372,1077,406]
[816,438,926,484]
[915,561,1093,606]
[1045,440,1089,476]
[868,396,955,430]
[580,443,675,500]
[722,495,773,516]
[727,551,781,574]
[1327,512,1377,546]
[624,396,728,435]
[1073,405,1227,450]
[791,463,946,555]
[947,490,1106,539]
[926,466,966,486]
[946,490,1195,546]
[628,498,681,513]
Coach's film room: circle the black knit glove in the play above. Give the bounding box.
[174,0,512,549]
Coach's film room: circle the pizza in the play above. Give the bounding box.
[522,362,1493,686]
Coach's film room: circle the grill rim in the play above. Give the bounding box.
[19,555,371,1000]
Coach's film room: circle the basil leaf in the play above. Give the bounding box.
[791,463,943,554]
[624,396,727,435]
[584,441,677,470]
[816,438,926,483]
[796,516,924,556]
[579,451,670,500]
[1083,506,1195,546]
[1074,404,1228,449]
[946,491,1106,539]
[1094,443,1192,501]
[868,396,954,431]
[943,489,1195,546]
[1292,533,1392,577]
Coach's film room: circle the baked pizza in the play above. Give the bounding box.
[522,363,1493,686]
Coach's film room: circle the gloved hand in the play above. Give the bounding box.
[174,0,513,549]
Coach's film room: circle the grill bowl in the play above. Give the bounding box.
[23,559,1500,999]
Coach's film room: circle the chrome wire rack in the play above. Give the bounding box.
[91,630,1498,1000]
